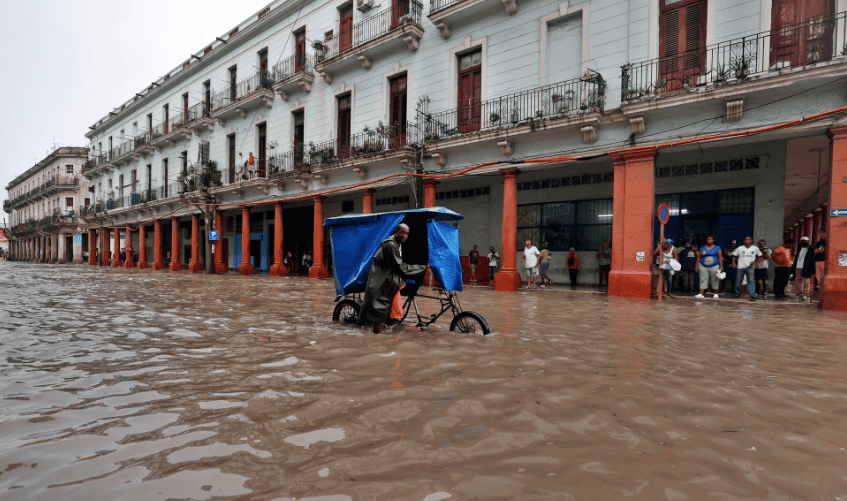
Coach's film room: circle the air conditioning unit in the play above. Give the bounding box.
[357,0,373,12]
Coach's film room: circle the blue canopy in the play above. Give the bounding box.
[325,207,464,295]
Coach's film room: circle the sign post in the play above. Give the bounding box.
[657,203,671,301]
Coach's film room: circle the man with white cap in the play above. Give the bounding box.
[732,235,763,301]
[791,236,816,302]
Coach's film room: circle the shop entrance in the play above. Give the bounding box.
[284,205,314,275]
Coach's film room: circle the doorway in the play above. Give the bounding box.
[389,74,407,148]
[337,95,351,159]
[457,50,482,134]
[771,0,834,67]
[293,110,305,170]
[257,123,267,178]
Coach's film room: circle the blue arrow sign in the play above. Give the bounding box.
[831,208,847,217]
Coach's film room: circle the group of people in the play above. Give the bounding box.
[654,234,826,302]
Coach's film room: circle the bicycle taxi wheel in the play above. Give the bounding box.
[450,311,490,335]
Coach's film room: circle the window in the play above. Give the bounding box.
[653,188,755,248]
[546,12,583,85]
[389,74,407,147]
[517,198,612,251]
[659,0,706,91]
[229,66,238,101]
[85,198,91,206]
[337,94,352,159]
[339,5,353,53]
[458,49,482,133]
[163,104,169,133]
[65,197,74,208]
[204,80,211,112]
[66,165,74,174]
[295,29,307,70]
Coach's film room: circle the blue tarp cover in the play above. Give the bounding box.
[325,207,464,295]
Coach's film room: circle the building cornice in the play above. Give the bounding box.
[6,147,89,190]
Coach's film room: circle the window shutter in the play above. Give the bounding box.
[661,7,681,74]
[684,2,703,70]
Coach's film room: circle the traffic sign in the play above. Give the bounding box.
[831,208,847,217]
[657,203,671,225]
[208,231,219,241]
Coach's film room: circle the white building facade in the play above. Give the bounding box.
[4,147,92,264]
[79,0,847,307]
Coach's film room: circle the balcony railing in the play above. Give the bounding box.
[420,73,605,143]
[430,0,463,14]
[211,71,275,111]
[187,102,212,122]
[315,1,423,61]
[151,112,189,139]
[621,10,847,102]
[109,139,134,160]
[273,54,314,81]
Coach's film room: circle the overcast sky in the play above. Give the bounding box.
[0,0,268,223]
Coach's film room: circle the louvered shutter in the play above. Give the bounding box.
[660,0,705,88]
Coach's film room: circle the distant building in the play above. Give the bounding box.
[0,227,8,259]
[4,147,91,263]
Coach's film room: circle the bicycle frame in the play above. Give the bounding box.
[336,288,462,329]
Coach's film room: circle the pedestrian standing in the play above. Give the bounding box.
[521,240,540,289]
[653,239,678,297]
[813,234,826,301]
[566,247,580,287]
[680,243,698,293]
[487,246,499,285]
[771,239,793,298]
[597,240,611,287]
[732,236,763,301]
[792,236,815,302]
[754,240,772,296]
[538,243,553,287]
[723,240,737,292]
[695,235,723,299]
[468,245,480,284]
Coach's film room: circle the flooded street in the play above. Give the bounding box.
[1,262,847,500]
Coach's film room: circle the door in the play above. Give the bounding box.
[257,124,267,178]
[229,67,238,102]
[163,159,169,197]
[457,50,482,134]
[337,95,352,159]
[771,0,834,67]
[163,104,169,134]
[340,6,353,53]
[389,74,407,148]
[183,94,189,123]
[391,0,409,29]
[222,238,229,269]
[295,30,307,71]
[228,134,236,183]
[659,0,706,92]
[293,111,305,170]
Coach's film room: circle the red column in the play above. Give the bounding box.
[214,211,228,274]
[813,208,823,243]
[270,202,289,277]
[822,126,847,310]
[188,213,202,273]
[101,228,109,266]
[153,220,165,270]
[170,217,182,272]
[112,228,122,267]
[423,179,439,208]
[495,168,522,291]
[88,229,97,265]
[138,223,149,269]
[309,196,330,279]
[124,225,135,268]
[804,214,814,244]
[238,206,253,275]
[608,149,657,299]
[362,189,375,214]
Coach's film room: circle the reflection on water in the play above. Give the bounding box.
[1,261,847,500]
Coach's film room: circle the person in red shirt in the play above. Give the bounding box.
[772,238,794,298]
[566,247,580,286]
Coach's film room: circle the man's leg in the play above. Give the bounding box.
[746,268,757,299]
[734,269,743,297]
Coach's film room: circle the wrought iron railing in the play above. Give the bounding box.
[83,153,110,173]
[315,1,423,62]
[210,71,275,111]
[151,112,189,139]
[187,101,212,122]
[430,0,463,15]
[420,73,604,142]
[134,132,150,149]
[621,10,847,102]
[273,54,314,81]
[110,139,134,160]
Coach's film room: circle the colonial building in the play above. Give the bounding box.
[4,147,91,264]
[78,0,847,309]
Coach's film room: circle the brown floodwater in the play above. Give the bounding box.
[1,261,847,500]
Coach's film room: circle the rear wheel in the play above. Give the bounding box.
[333,299,360,324]
[450,311,490,335]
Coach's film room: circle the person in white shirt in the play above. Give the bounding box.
[487,246,499,285]
[731,235,763,301]
[754,240,772,296]
[520,240,540,289]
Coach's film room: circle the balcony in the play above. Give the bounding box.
[150,113,191,149]
[187,102,215,133]
[2,200,10,213]
[210,71,275,126]
[313,2,423,82]
[109,139,136,165]
[272,54,315,101]
[82,154,113,176]
[428,0,516,39]
[134,132,154,156]
[420,72,605,146]
[621,10,847,106]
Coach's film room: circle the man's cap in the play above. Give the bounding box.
[664,239,674,244]
[801,236,810,241]
[731,239,737,243]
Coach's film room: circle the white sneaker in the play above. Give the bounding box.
[713,294,719,299]
[694,294,704,299]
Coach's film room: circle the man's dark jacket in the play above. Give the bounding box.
[358,236,426,325]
